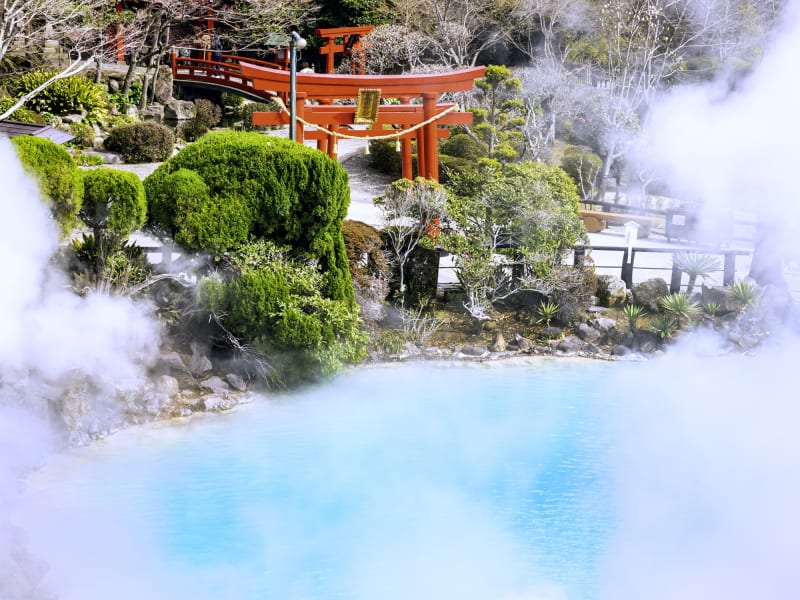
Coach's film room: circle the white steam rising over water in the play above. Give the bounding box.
[0,136,161,597]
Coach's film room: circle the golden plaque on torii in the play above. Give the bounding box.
[354,89,381,128]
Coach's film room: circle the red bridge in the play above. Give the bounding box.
[171,50,485,181]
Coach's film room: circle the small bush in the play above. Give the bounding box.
[440,133,487,161]
[104,121,175,163]
[241,101,275,131]
[181,99,223,142]
[81,168,147,236]
[11,71,107,123]
[12,135,83,236]
[367,139,402,176]
[560,146,602,200]
[342,219,389,323]
[72,151,104,166]
[109,81,142,113]
[0,96,44,123]
[68,121,96,149]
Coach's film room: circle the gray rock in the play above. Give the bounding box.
[632,278,669,312]
[153,65,174,103]
[517,336,533,353]
[576,322,601,343]
[201,395,236,411]
[611,344,630,356]
[139,103,165,122]
[489,331,507,352]
[164,98,195,120]
[599,275,632,307]
[200,376,230,394]
[701,284,740,314]
[225,373,248,392]
[107,78,120,93]
[458,345,489,357]
[153,375,180,399]
[589,317,616,332]
[634,330,661,353]
[557,337,582,353]
[187,353,213,378]
[541,326,562,339]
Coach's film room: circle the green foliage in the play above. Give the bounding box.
[0,96,43,123]
[81,168,146,236]
[650,314,678,340]
[69,234,151,293]
[730,280,759,307]
[368,139,402,176]
[104,121,175,163]
[470,65,526,162]
[536,300,559,326]
[241,101,275,131]
[197,240,367,383]
[109,81,142,113]
[181,98,222,141]
[440,133,488,161]
[623,303,646,331]
[144,131,354,303]
[659,292,702,326]
[12,135,83,236]
[673,252,721,295]
[68,121,95,149]
[72,151,104,166]
[703,301,721,316]
[11,71,107,123]
[560,146,602,200]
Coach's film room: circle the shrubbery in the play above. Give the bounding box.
[560,145,602,200]
[68,122,96,149]
[12,135,83,236]
[180,98,222,142]
[11,71,107,123]
[367,139,402,176]
[0,97,43,123]
[197,240,367,383]
[81,168,147,236]
[440,132,487,161]
[104,121,175,163]
[241,101,275,131]
[342,219,389,323]
[144,130,354,303]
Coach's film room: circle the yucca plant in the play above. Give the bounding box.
[703,301,722,317]
[673,252,721,295]
[730,280,759,308]
[622,303,646,332]
[659,292,702,327]
[651,314,679,340]
[536,300,560,326]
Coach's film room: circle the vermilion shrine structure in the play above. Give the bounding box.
[171,26,485,182]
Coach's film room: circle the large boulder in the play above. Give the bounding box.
[599,275,632,307]
[633,278,669,312]
[164,98,195,120]
[701,284,739,314]
[153,65,174,103]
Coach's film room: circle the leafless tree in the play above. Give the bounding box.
[356,24,431,74]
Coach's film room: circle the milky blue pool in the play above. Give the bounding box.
[20,359,622,600]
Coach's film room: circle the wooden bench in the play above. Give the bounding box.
[578,210,661,238]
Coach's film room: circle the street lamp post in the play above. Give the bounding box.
[289,30,307,142]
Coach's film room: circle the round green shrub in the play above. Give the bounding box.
[367,139,402,177]
[12,135,83,236]
[144,130,353,303]
[104,121,175,163]
[11,71,107,123]
[80,168,146,236]
[440,132,487,161]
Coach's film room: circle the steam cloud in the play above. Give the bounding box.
[0,136,161,597]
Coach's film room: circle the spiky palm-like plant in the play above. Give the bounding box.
[536,300,560,326]
[651,314,678,340]
[659,292,702,327]
[730,280,759,308]
[673,252,721,295]
[622,303,646,332]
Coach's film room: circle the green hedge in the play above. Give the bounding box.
[11,71,107,123]
[12,135,83,236]
[104,121,175,163]
[144,130,354,303]
[81,168,146,236]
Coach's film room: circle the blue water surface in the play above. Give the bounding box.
[22,359,621,600]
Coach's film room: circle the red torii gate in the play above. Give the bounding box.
[238,63,486,181]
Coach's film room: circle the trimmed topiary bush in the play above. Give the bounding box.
[12,135,83,236]
[81,168,146,236]
[440,132,488,161]
[11,70,107,123]
[104,121,175,163]
[144,130,353,303]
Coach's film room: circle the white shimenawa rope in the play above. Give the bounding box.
[271,97,461,141]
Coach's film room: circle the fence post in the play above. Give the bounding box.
[621,249,633,288]
[670,265,682,293]
[723,252,736,286]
